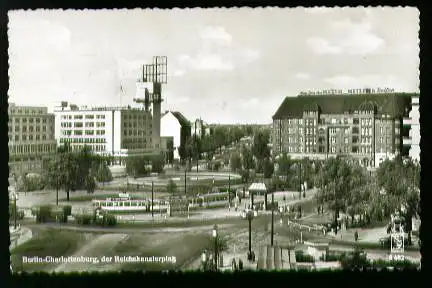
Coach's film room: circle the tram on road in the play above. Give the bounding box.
[91,194,169,212]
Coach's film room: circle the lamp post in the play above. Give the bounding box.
[271,191,275,246]
[246,210,254,261]
[184,168,187,195]
[12,193,19,230]
[212,225,218,270]
[151,181,154,219]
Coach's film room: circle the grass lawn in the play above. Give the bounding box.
[108,232,211,271]
[58,194,123,202]
[115,216,244,229]
[10,228,92,273]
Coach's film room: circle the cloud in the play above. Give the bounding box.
[304,7,333,14]
[296,72,311,80]
[200,26,232,45]
[323,74,407,91]
[177,53,234,71]
[306,37,342,55]
[242,48,260,63]
[306,18,384,56]
[173,70,185,76]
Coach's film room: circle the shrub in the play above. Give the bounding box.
[295,251,314,263]
[103,214,117,226]
[82,214,92,225]
[9,204,25,220]
[36,205,53,223]
[62,205,72,216]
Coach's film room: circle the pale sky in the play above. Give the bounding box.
[8,7,419,124]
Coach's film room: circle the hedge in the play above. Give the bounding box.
[295,251,315,263]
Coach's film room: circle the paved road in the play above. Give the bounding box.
[24,222,237,234]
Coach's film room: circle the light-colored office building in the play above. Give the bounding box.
[53,101,158,165]
[403,94,420,162]
[8,103,57,175]
[160,111,191,161]
[272,88,416,168]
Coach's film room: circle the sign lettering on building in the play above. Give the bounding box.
[299,88,395,96]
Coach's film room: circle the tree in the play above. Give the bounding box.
[166,139,174,165]
[241,148,255,170]
[315,156,367,235]
[376,156,420,245]
[263,158,274,178]
[230,152,242,172]
[125,156,150,178]
[150,154,165,173]
[166,179,177,195]
[84,173,97,194]
[251,131,270,161]
[213,127,227,154]
[95,164,113,187]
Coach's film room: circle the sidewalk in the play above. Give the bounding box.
[10,226,33,251]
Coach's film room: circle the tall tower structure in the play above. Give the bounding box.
[133,56,168,151]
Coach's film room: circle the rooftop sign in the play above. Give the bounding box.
[299,87,395,96]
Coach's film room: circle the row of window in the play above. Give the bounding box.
[60,138,106,144]
[123,129,152,137]
[122,143,149,149]
[62,130,106,136]
[9,117,52,124]
[61,115,106,120]
[9,126,53,133]
[287,135,393,146]
[9,134,54,141]
[286,145,391,154]
[9,109,46,115]
[9,143,56,155]
[123,122,152,128]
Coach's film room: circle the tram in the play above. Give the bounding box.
[91,195,169,212]
[189,191,236,207]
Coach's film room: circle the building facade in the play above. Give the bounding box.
[403,94,420,162]
[54,101,158,165]
[191,118,211,138]
[160,111,191,161]
[272,89,415,168]
[8,103,57,175]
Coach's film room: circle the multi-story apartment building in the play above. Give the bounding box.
[54,101,159,165]
[403,94,420,162]
[191,118,211,139]
[8,103,57,175]
[272,88,415,168]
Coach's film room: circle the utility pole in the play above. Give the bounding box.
[184,169,187,195]
[151,181,154,218]
[271,191,274,246]
[228,173,231,206]
[195,119,199,182]
[299,160,302,200]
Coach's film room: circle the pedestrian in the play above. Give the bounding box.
[354,230,359,242]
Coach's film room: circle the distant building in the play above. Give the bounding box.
[53,101,158,166]
[191,118,211,138]
[8,103,57,175]
[403,94,420,162]
[271,89,415,168]
[160,111,191,161]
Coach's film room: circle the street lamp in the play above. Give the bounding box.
[12,192,19,230]
[246,210,255,261]
[212,225,218,270]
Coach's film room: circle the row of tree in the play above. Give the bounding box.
[314,155,420,245]
[125,154,165,178]
[179,125,252,167]
[42,143,113,201]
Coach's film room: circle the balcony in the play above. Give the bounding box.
[402,136,412,146]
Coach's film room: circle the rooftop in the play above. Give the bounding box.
[272,92,416,119]
[171,111,191,127]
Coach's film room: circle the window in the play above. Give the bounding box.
[22,135,27,141]
[353,118,359,125]
[331,137,336,144]
[344,137,348,144]
[331,147,336,153]
[15,135,19,141]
